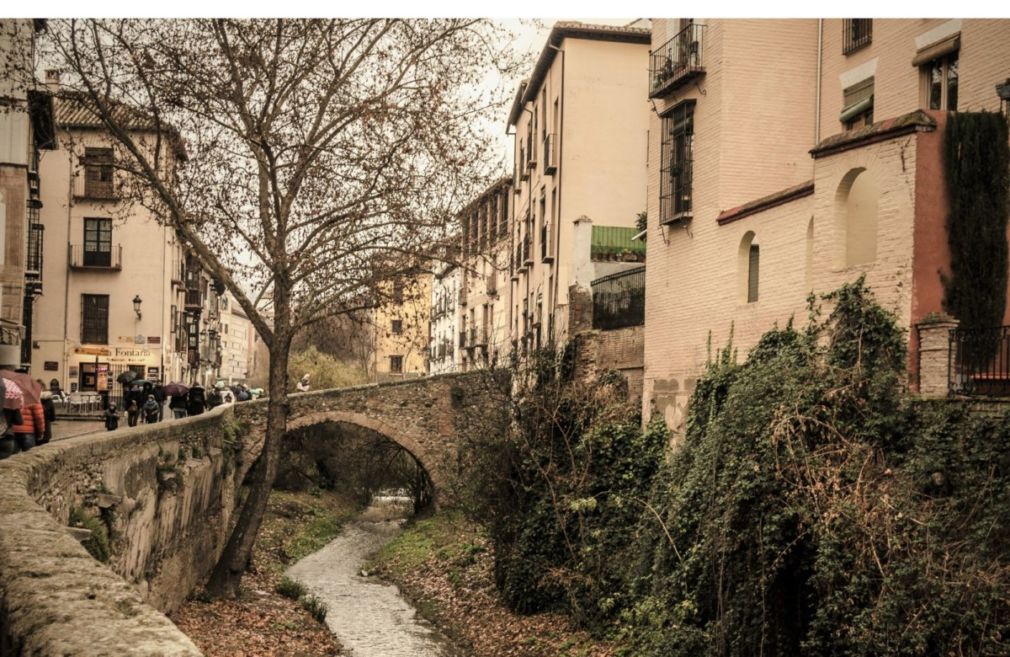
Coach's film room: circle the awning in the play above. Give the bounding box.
[912,34,960,67]
[840,96,874,124]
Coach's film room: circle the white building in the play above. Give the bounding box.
[218,291,252,384]
[429,262,460,374]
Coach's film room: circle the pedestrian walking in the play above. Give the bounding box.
[39,390,56,445]
[169,392,188,420]
[143,395,160,424]
[126,399,140,427]
[187,384,207,416]
[104,403,120,431]
[11,398,44,454]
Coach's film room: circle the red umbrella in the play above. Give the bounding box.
[2,377,24,410]
[0,371,40,406]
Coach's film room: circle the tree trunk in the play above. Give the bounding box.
[206,338,290,597]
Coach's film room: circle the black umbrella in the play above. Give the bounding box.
[117,370,139,385]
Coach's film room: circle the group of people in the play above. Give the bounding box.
[0,372,57,460]
[104,381,261,431]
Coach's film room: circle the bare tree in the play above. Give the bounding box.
[33,18,515,596]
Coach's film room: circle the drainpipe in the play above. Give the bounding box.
[815,19,823,150]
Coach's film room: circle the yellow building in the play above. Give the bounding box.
[28,86,198,398]
[507,22,651,353]
[372,273,431,381]
[643,19,1010,431]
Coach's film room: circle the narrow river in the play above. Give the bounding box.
[285,495,456,657]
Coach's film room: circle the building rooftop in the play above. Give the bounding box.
[507,21,651,126]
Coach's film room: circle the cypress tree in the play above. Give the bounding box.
[942,112,1010,357]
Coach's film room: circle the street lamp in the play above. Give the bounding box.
[132,295,142,320]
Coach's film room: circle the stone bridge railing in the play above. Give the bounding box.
[0,371,505,657]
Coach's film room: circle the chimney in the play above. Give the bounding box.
[44,69,61,91]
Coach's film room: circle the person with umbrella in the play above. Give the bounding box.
[188,383,207,416]
[165,382,189,420]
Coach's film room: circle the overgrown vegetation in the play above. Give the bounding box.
[942,111,1010,341]
[299,594,328,623]
[463,279,1010,656]
[69,507,111,563]
[276,576,307,600]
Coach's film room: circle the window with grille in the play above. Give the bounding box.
[389,355,403,373]
[81,294,109,344]
[659,100,695,223]
[843,19,872,54]
[84,217,112,267]
[83,148,114,198]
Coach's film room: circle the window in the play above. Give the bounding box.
[659,100,695,223]
[392,282,404,304]
[81,294,109,344]
[83,147,114,198]
[392,319,403,335]
[389,355,403,373]
[83,217,112,267]
[841,77,874,130]
[924,52,958,111]
[843,19,872,54]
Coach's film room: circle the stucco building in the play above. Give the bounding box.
[27,85,216,398]
[218,291,252,384]
[0,20,53,368]
[429,260,461,375]
[372,273,431,381]
[507,22,651,355]
[458,177,512,370]
[643,19,1010,431]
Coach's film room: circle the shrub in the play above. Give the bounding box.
[69,507,111,563]
[300,594,328,623]
[276,576,307,600]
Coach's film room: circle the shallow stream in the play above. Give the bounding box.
[285,495,455,657]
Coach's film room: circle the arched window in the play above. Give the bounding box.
[739,231,759,304]
[835,168,879,268]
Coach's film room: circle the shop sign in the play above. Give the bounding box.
[74,347,111,356]
[147,336,161,345]
[148,367,160,381]
[43,361,58,371]
[69,366,79,377]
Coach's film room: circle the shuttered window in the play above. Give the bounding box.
[841,77,874,130]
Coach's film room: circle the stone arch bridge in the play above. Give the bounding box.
[0,371,505,657]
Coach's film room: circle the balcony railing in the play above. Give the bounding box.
[543,134,558,174]
[591,266,645,331]
[522,235,532,266]
[650,23,706,98]
[184,288,202,310]
[69,244,122,270]
[949,326,1010,396]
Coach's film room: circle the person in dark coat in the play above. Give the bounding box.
[104,403,120,431]
[187,384,207,416]
[153,384,166,420]
[126,399,140,427]
[207,387,223,410]
[39,391,56,445]
[169,393,188,420]
[143,395,160,424]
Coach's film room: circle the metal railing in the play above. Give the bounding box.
[949,326,1010,396]
[650,22,706,98]
[591,266,645,331]
[69,244,122,270]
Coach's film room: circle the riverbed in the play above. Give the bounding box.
[285,495,456,657]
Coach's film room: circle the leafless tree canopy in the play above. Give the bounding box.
[41,18,515,348]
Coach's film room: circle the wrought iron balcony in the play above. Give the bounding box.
[650,23,706,98]
[69,244,122,271]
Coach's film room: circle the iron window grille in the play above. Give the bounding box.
[659,100,695,224]
[843,19,872,55]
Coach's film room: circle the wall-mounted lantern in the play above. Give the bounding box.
[132,295,143,320]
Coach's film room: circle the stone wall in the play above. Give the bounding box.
[573,325,645,405]
[0,371,499,656]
